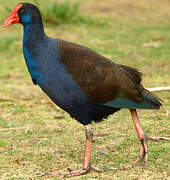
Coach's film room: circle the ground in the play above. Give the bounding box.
[0,0,169,179]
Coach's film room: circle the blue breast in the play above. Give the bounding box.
[23,46,44,86]
[23,22,45,86]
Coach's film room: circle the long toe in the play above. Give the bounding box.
[122,143,144,170]
[40,165,106,178]
[148,136,169,142]
[123,135,168,170]
[47,168,89,178]
[90,165,107,172]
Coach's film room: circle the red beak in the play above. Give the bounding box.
[3,4,23,27]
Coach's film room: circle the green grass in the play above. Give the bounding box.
[36,0,90,25]
[1,0,104,27]
[0,0,169,179]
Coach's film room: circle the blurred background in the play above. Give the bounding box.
[0,0,169,179]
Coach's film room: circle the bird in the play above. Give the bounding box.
[3,3,166,177]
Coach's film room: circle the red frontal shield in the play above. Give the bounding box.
[3,4,23,27]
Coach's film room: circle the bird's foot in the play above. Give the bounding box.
[122,135,168,170]
[148,136,169,142]
[40,165,105,178]
[47,169,89,177]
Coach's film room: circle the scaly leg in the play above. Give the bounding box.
[124,109,167,169]
[44,124,104,178]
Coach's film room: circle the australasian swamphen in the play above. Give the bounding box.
[3,3,166,177]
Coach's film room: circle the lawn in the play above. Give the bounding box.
[0,0,169,179]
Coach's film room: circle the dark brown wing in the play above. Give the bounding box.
[119,65,142,84]
[59,40,143,104]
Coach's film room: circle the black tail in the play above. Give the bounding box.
[143,89,162,109]
[91,104,120,123]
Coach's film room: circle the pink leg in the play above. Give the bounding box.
[83,125,93,169]
[123,109,167,169]
[43,124,103,178]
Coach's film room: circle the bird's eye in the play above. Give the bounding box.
[20,9,25,14]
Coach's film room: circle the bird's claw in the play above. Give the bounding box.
[40,165,105,178]
[35,172,49,177]
[122,135,167,170]
[89,165,105,172]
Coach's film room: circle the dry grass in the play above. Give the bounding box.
[0,0,169,179]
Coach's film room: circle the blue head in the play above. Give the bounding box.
[3,3,44,28]
[18,3,43,26]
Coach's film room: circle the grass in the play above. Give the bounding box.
[1,0,104,26]
[36,0,94,25]
[38,0,81,24]
[0,0,169,179]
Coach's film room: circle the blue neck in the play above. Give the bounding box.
[23,23,45,86]
[23,22,45,44]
